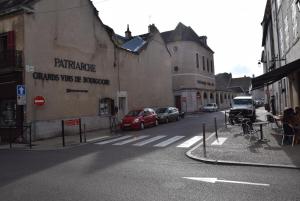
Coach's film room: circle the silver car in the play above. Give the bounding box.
[203,103,218,112]
[156,107,180,123]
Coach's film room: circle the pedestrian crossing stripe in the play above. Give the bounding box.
[211,137,227,145]
[177,136,203,148]
[113,135,149,145]
[153,136,185,147]
[95,135,132,145]
[95,135,228,148]
[133,135,167,146]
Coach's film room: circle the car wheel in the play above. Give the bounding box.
[140,122,144,130]
[155,119,159,126]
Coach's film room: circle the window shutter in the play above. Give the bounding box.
[7,31,15,50]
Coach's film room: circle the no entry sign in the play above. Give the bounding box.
[34,96,45,106]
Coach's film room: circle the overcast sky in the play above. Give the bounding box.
[92,0,267,78]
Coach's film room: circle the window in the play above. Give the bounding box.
[292,0,298,40]
[99,98,114,116]
[202,56,205,71]
[211,60,214,73]
[279,27,284,56]
[174,66,179,72]
[284,16,289,50]
[196,53,199,68]
[207,58,210,72]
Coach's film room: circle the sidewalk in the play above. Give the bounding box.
[187,123,300,169]
[0,129,119,151]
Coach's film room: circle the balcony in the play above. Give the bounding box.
[0,50,23,72]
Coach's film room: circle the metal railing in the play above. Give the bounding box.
[0,123,32,149]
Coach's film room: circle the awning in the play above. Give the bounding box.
[251,58,300,90]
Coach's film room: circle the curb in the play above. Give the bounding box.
[186,144,300,170]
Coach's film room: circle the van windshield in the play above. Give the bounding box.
[233,99,252,105]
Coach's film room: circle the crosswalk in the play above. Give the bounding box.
[94,134,228,149]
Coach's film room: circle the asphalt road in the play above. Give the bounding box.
[1,111,300,201]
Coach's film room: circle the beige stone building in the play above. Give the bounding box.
[254,0,300,114]
[161,23,216,112]
[0,0,173,140]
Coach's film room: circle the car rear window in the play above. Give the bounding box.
[156,108,168,113]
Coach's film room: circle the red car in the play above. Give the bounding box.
[121,108,158,130]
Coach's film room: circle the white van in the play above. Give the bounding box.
[229,96,256,121]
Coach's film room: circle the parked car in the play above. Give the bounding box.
[121,108,158,130]
[156,107,180,123]
[202,103,218,112]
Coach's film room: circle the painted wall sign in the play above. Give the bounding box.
[54,58,96,72]
[32,72,110,85]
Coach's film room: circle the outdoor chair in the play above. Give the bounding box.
[241,120,259,142]
[282,123,296,146]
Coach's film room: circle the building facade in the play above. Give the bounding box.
[0,0,173,141]
[161,23,216,112]
[257,0,300,114]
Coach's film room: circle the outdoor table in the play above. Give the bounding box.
[253,121,269,141]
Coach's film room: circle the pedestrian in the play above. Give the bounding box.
[270,95,276,115]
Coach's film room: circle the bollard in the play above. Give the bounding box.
[29,124,32,149]
[83,124,87,143]
[79,119,82,143]
[225,111,227,128]
[214,117,218,140]
[61,120,65,147]
[202,123,206,157]
[9,126,12,149]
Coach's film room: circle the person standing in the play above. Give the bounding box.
[271,95,276,115]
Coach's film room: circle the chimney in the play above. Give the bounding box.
[200,36,207,45]
[148,24,157,33]
[125,24,132,39]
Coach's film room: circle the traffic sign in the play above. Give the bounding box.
[17,85,26,96]
[34,96,45,106]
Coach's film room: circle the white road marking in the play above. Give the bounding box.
[154,136,185,147]
[87,136,109,142]
[177,136,203,148]
[95,135,132,145]
[133,135,167,146]
[211,137,227,146]
[183,177,270,187]
[113,135,149,145]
